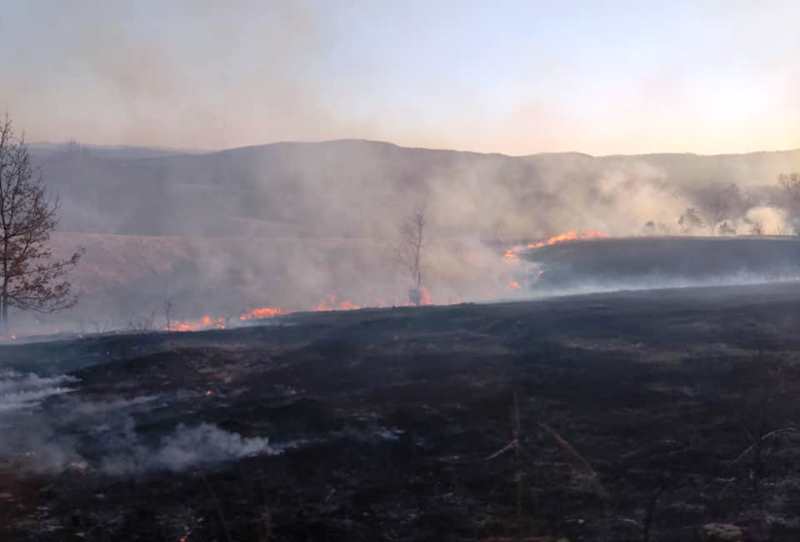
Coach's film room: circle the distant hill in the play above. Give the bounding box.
[13,140,800,333]
[32,140,800,239]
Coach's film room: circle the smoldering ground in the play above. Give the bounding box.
[7,282,800,540]
[0,372,284,475]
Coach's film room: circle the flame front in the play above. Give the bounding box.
[172,315,226,332]
[164,230,608,334]
[504,230,608,264]
[418,286,432,305]
[503,249,520,264]
[525,229,607,250]
[239,306,285,321]
[313,295,361,312]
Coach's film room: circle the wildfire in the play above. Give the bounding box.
[418,286,433,305]
[166,296,362,333]
[503,230,608,264]
[313,295,361,312]
[508,280,521,289]
[239,306,285,321]
[525,229,607,250]
[164,288,438,334]
[172,315,226,332]
[503,249,520,264]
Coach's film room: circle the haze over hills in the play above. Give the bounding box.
[32,139,800,238]
[17,140,800,332]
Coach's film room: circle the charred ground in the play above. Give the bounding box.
[3,282,800,541]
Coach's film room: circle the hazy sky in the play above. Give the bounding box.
[1,1,798,155]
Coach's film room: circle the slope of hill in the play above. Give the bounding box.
[524,236,800,293]
[4,283,800,540]
[35,140,800,238]
[10,141,799,334]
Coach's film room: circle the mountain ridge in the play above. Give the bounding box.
[32,138,800,162]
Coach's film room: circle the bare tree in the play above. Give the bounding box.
[778,173,800,234]
[778,172,800,198]
[702,183,742,234]
[399,207,426,306]
[0,117,81,334]
[677,207,705,233]
[164,298,174,332]
[748,219,764,236]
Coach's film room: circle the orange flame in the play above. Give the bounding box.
[502,249,520,264]
[526,230,607,250]
[504,230,608,264]
[166,287,443,334]
[508,280,521,289]
[172,314,226,332]
[419,286,433,305]
[313,295,361,312]
[239,306,285,321]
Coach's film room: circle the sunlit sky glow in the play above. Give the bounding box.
[1,1,798,155]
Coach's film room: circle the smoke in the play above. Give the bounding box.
[0,371,77,412]
[745,206,789,235]
[0,371,283,475]
[0,141,793,336]
[1,1,346,149]
[99,422,285,476]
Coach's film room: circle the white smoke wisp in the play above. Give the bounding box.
[100,422,286,475]
[0,370,285,476]
[524,270,800,300]
[0,371,77,413]
[744,206,790,235]
[151,423,280,471]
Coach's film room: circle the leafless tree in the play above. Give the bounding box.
[677,207,705,233]
[0,117,82,334]
[164,298,174,332]
[778,173,800,234]
[126,308,158,333]
[398,207,426,305]
[717,221,737,235]
[748,219,764,236]
[703,183,743,234]
[779,172,800,199]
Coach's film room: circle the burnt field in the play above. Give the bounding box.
[525,236,800,294]
[3,283,800,541]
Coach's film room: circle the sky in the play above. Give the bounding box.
[0,0,798,156]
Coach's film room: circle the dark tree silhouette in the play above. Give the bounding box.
[703,183,742,234]
[678,207,705,233]
[399,207,426,306]
[0,117,81,334]
[779,173,800,233]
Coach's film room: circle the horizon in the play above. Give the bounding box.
[3,1,798,156]
[28,137,800,160]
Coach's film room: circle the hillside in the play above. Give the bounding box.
[35,140,800,238]
[11,141,799,333]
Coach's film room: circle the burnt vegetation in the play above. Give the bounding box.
[3,283,800,541]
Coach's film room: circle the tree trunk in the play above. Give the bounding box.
[0,293,7,336]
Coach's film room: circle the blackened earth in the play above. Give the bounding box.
[3,282,800,541]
